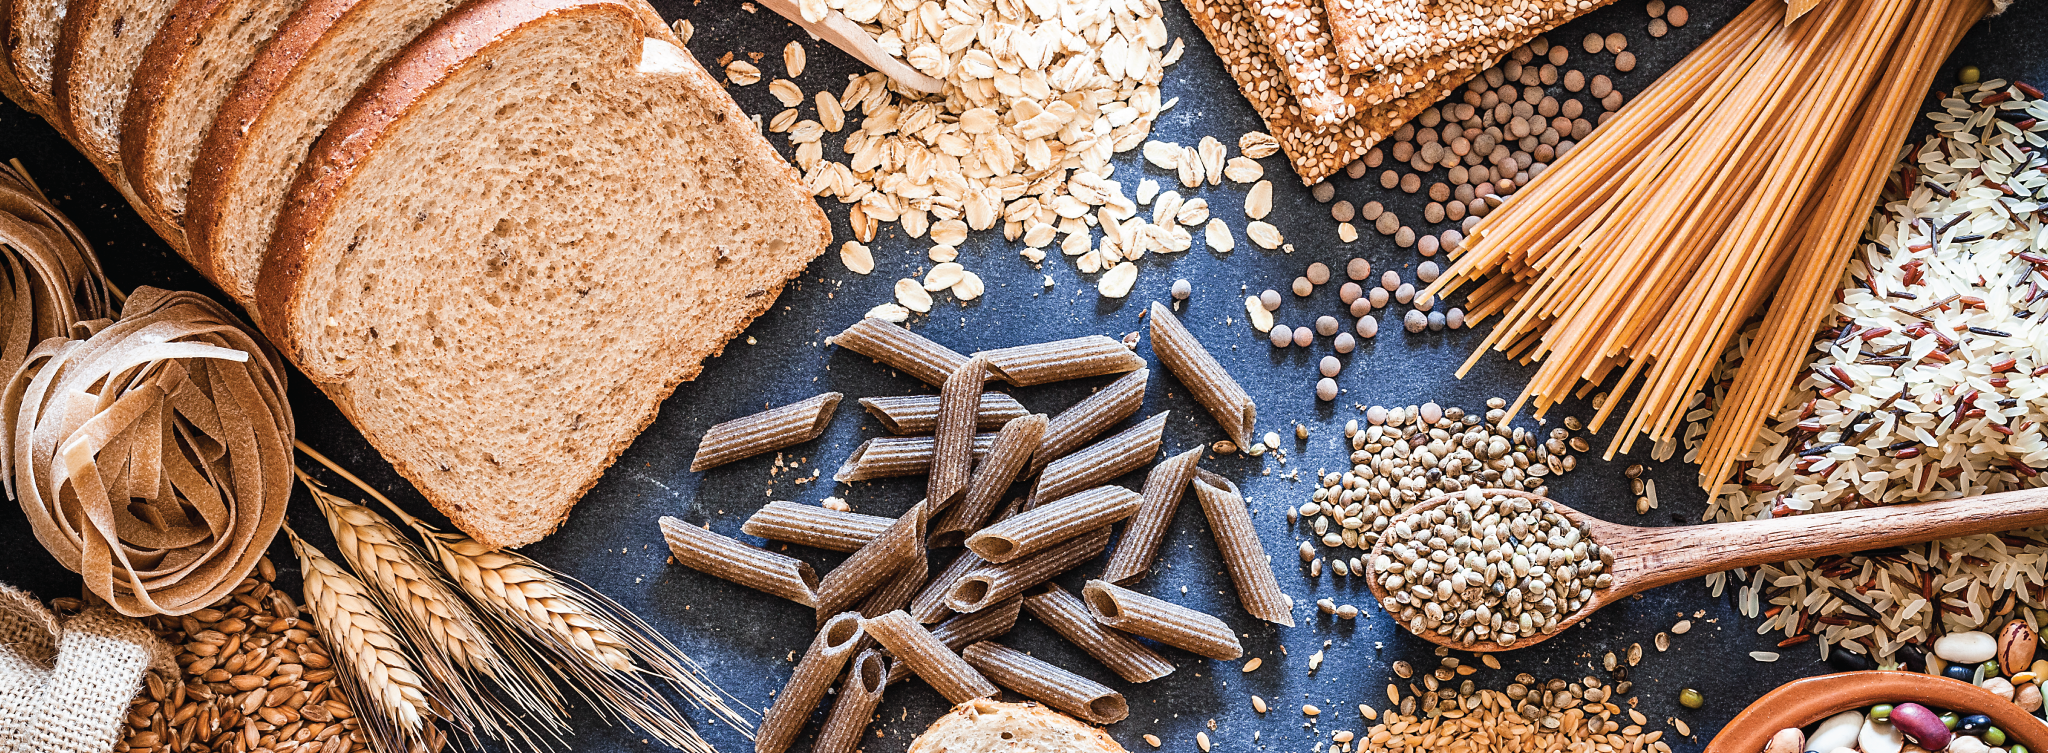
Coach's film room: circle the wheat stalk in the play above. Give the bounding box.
[295,441,756,751]
[306,470,570,748]
[286,525,436,753]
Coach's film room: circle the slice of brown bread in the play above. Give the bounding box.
[909,700,1126,753]
[4,0,67,115]
[117,0,309,228]
[50,0,180,173]
[255,0,830,547]
[183,0,462,307]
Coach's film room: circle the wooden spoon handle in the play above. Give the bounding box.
[753,0,946,94]
[1613,486,2048,592]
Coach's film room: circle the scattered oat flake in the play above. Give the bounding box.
[950,270,984,301]
[1223,157,1263,184]
[725,60,760,85]
[839,241,874,274]
[894,279,933,312]
[769,79,803,107]
[1144,141,1181,169]
[1239,132,1279,158]
[1246,221,1282,249]
[671,18,693,45]
[1245,180,1273,219]
[783,41,805,77]
[1673,719,1692,737]
[1205,218,1234,253]
[1245,296,1274,332]
[865,303,909,322]
[924,262,966,291]
[1098,262,1139,298]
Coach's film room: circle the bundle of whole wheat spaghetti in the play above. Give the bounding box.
[1427,0,1988,491]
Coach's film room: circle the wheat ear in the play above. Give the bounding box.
[286,525,436,753]
[295,441,755,750]
[307,471,570,746]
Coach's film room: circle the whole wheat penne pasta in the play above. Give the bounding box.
[1191,469,1294,627]
[1028,368,1148,476]
[947,527,1112,613]
[929,414,1047,547]
[979,336,1145,386]
[893,597,1024,686]
[861,610,998,705]
[832,433,997,483]
[963,641,1129,724]
[832,318,970,387]
[859,545,928,618]
[1101,447,1205,585]
[659,516,820,607]
[1022,585,1174,683]
[908,549,985,624]
[1029,411,1168,505]
[966,486,1140,563]
[859,393,1028,434]
[1148,301,1256,449]
[929,356,988,508]
[691,392,845,472]
[1082,579,1242,660]
[813,649,889,753]
[741,501,891,553]
[757,612,865,753]
[814,501,929,619]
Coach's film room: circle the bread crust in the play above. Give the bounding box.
[182,0,395,305]
[48,0,114,160]
[116,0,242,223]
[4,0,60,116]
[909,699,1127,753]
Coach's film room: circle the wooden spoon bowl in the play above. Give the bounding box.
[1365,487,2048,652]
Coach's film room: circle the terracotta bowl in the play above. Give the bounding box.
[1706,671,2048,753]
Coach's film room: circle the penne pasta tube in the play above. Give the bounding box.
[858,545,928,618]
[1148,301,1256,449]
[980,336,1145,386]
[832,318,970,387]
[1101,447,1205,585]
[1082,579,1242,661]
[859,392,1028,434]
[963,641,1129,724]
[1191,469,1294,626]
[894,597,1024,686]
[947,527,1112,613]
[659,516,820,607]
[813,501,929,619]
[741,501,890,553]
[929,356,988,508]
[833,433,997,483]
[1028,368,1148,476]
[908,548,985,624]
[1029,412,1168,504]
[1022,585,1174,683]
[860,610,998,705]
[813,649,889,753]
[966,486,1139,563]
[691,392,844,472]
[929,414,1047,547]
[757,612,865,753]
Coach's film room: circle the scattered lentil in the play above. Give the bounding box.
[1317,378,1339,401]
[1404,310,1428,333]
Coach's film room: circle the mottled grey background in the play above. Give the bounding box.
[3,1,2045,751]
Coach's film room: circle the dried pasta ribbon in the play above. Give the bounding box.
[741,501,891,553]
[859,610,997,705]
[979,336,1145,387]
[1023,585,1174,683]
[928,357,987,508]
[757,612,864,753]
[858,392,1027,435]
[1102,447,1204,585]
[963,641,1129,724]
[1028,368,1147,477]
[833,433,996,482]
[1082,580,1243,661]
[812,649,889,753]
[948,527,1113,613]
[967,486,1139,563]
[831,318,970,387]
[660,516,820,607]
[6,287,292,617]
[1150,302,1255,448]
[1030,411,1169,504]
[1192,469,1294,626]
[690,392,842,472]
[0,162,112,382]
[928,413,1047,548]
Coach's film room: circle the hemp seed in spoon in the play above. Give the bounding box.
[1374,489,1613,648]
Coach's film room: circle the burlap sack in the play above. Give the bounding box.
[0,584,171,753]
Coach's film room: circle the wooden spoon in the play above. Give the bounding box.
[1365,488,2048,652]
[754,0,945,95]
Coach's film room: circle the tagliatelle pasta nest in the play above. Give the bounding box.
[0,162,113,381]
[4,286,293,617]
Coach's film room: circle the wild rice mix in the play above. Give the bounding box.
[1690,78,2048,662]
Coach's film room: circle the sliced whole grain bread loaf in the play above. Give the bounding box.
[51,0,184,173]
[182,0,463,305]
[118,0,309,228]
[909,700,1126,753]
[4,0,67,115]
[255,0,829,547]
